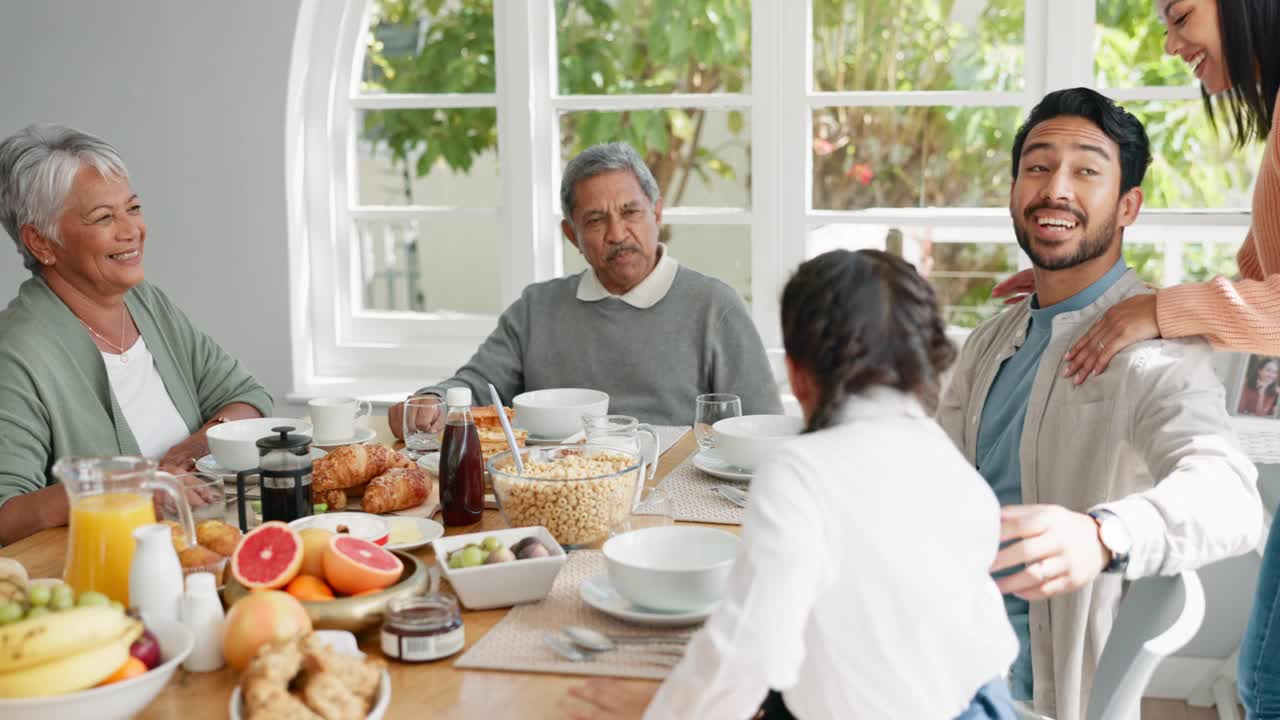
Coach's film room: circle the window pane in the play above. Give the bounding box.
[1181,240,1238,283]
[812,106,1019,210]
[356,219,502,314]
[555,0,750,95]
[1122,100,1262,210]
[812,0,1024,92]
[1094,1,1191,88]
[560,110,750,208]
[355,109,499,207]
[563,225,752,303]
[808,223,1016,329]
[1122,243,1163,287]
[360,0,495,94]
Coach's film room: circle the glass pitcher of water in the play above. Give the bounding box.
[54,456,196,605]
[582,415,661,481]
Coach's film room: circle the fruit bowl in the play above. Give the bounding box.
[221,550,429,632]
[0,619,193,720]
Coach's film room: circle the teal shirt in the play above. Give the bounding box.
[975,257,1127,699]
[0,277,273,510]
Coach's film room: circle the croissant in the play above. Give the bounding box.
[312,444,413,494]
[360,467,430,515]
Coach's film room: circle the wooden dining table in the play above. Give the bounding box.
[0,417,717,719]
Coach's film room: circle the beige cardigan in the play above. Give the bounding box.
[937,269,1261,720]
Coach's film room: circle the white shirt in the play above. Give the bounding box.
[645,388,1018,720]
[102,337,190,460]
[575,246,679,309]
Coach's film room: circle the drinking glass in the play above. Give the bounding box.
[611,486,675,536]
[403,395,446,458]
[582,414,660,479]
[694,393,742,452]
[158,472,225,525]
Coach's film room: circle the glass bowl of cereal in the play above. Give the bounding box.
[487,445,643,548]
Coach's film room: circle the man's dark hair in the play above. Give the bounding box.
[1010,87,1152,195]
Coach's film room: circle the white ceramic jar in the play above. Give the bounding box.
[128,523,184,627]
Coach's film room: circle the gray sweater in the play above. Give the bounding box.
[420,266,781,425]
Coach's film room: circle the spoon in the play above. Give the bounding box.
[716,484,748,508]
[487,383,525,475]
[563,626,688,653]
[543,632,592,662]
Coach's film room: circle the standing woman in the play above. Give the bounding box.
[992,2,1280,716]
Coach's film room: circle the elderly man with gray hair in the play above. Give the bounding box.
[390,142,780,435]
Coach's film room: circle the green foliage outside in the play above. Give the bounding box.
[359,0,1257,325]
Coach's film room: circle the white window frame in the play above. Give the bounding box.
[286,0,1253,397]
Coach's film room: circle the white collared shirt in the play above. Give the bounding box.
[575,246,679,309]
[644,388,1018,720]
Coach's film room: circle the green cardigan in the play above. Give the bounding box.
[0,277,273,506]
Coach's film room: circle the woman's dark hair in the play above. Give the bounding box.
[1010,87,1152,195]
[781,249,956,433]
[1205,0,1280,147]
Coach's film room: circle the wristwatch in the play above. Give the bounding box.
[1088,509,1132,574]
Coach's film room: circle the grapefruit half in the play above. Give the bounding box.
[323,535,404,595]
[230,521,304,590]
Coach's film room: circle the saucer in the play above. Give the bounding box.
[579,573,715,626]
[384,517,445,552]
[312,426,378,448]
[200,448,328,482]
[691,450,753,482]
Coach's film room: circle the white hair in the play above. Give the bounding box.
[560,142,660,224]
[0,124,129,273]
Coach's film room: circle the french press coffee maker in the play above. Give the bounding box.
[236,426,314,531]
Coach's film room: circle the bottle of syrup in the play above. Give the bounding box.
[439,387,484,526]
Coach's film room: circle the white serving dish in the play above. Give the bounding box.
[206,417,314,472]
[0,619,192,720]
[512,388,609,439]
[229,630,391,720]
[711,414,803,471]
[432,526,567,610]
[290,512,391,546]
[603,526,740,613]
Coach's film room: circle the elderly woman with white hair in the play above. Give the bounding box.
[0,124,270,544]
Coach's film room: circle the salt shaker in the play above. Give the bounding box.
[181,572,226,672]
[129,523,184,627]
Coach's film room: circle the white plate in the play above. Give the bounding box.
[312,426,378,448]
[691,450,753,482]
[200,448,328,481]
[290,512,390,546]
[384,517,444,551]
[579,573,714,626]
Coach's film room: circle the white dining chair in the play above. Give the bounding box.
[1011,570,1206,720]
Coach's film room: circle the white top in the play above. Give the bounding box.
[575,246,679,309]
[102,337,190,460]
[644,388,1018,720]
[446,386,472,407]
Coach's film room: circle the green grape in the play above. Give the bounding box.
[459,546,485,568]
[25,583,51,608]
[480,536,503,553]
[447,552,465,569]
[0,601,23,625]
[77,591,112,608]
[50,583,74,611]
[25,606,50,620]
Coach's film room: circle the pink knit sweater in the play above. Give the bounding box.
[1157,97,1280,354]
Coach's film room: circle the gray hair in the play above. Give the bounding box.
[0,124,129,273]
[560,142,660,223]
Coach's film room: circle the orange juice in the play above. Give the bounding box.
[64,492,156,604]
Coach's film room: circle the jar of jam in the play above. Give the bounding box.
[380,594,465,662]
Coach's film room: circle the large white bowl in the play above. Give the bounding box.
[513,388,609,439]
[229,630,390,720]
[0,619,193,720]
[711,414,803,472]
[432,526,568,610]
[206,417,313,472]
[603,526,740,613]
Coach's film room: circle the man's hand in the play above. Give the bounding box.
[159,434,207,473]
[388,394,445,441]
[563,678,657,720]
[991,505,1111,601]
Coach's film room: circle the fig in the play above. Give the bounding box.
[516,540,549,560]
[510,537,538,556]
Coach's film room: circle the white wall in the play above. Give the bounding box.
[0,0,303,412]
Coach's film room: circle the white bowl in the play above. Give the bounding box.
[290,512,390,546]
[603,526,740,613]
[0,619,192,720]
[513,389,609,439]
[206,417,314,472]
[711,414,803,471]
[432,526,567,610]
[229,630,391,720]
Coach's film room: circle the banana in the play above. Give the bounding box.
[0,558,27,603]
[0,618,142,698]
[0,605,135,673]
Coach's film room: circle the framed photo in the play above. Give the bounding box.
[1229,353,1280,419]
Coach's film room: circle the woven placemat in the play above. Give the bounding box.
[454,550,696,679]
[639,458,745,525]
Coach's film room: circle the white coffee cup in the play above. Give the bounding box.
[308,397,372,443]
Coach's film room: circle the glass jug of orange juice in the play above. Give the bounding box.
[53,456,196,605]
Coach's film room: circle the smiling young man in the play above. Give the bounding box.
[936,88,1262,720]
[389,142,780,432]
